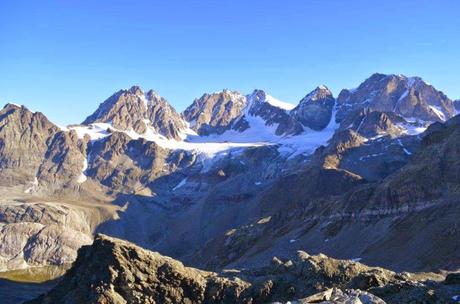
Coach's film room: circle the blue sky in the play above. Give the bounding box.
[1,0,459,125]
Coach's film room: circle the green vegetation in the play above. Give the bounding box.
[0,265,70,283]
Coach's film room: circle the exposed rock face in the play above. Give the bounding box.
[192,114,460,274]
[2,72,460,299]
[85,131,174,192]
[245,89,303,135]
[299,288,385,304]
[28,234,251,304]
[28,235,460,304]
[0,202,93,271]
[371,113,460,206]
[183,87,335,137]
[182,89,247,135]
[454,99,460,112]
[83,86,186,140]
[0,104,59,184]
[336,73,455,123]
[291,86,335,131]
[37,130,88,191]
[338,108,407,138]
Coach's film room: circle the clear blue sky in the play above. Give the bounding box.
[1,0,459,125]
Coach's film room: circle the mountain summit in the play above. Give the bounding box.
[83,86,186,140]
[2,73,460,304]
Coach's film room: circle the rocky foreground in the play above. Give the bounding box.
[28,235,460,304]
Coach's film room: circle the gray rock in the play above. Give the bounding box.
[183,89,247,135]
[298,288,386,304]
[246,89,303,135]
[0,202,93,271]
[0,104,59,184]
[336,73,455,123]
[291,85,335,131]
[454,99,460,112]
[27,235,460,304]
[83,86,186,140]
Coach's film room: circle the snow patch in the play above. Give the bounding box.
[77,159,88,184]
[351,257,362,262]
[24,177,39,194]
[397,119,429,136]
[397,139,412,155]
[359,153,385,161]
[429,105,446,121]
[265,95,296,111]
[69,123,112,140]
[172,178,187,191]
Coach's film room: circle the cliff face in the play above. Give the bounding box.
[28,234,460,304]
[0,104,59,184]
[83,86,186,140]
[336,73,455,123]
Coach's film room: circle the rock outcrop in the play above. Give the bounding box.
[244,89,302,135]
[28,235,460,304]
[183,89,247,135]
[291,85,335,131]
[0,201,94,271]
[454,99,460,112]
[83,86,186,140]
[0,104,59,184]
[336,73,455,123]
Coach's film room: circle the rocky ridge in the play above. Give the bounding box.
[190,110,460,273]
[27,234,460,304]
[336,73,455,123]
[0,72,458,295]
[83,86,186,140]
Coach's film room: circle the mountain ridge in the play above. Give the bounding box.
[0,72,459,295]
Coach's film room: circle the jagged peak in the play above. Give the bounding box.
[317,84,330,91]
[247,89,267,101]
[145,89,161,101]
[3,103,23,110]
[126,85,144,95]
[2,102,37,114]
[299,85,334,104]
[247,89,295,111]
[343,73,434,96]
[366,73,429,87]
[216,89,245,99]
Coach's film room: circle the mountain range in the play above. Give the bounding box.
[1,73,460,303]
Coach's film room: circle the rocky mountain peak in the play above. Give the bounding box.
[83,86,186,140]
[247,89,272,111]
[182,89,247,135]
[300,85,333,103]
[127,85,143,95]
[291,86,335,131]
[145,89,161,102]
[0,103,60,184]
[3,103,23,111]
[248,89,267,102]
[336,73,455,123]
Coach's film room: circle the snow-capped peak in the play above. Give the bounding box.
[248,90,295,111]
[299,85,333,104]
[265,95,296,111]
[318,84,329,91]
